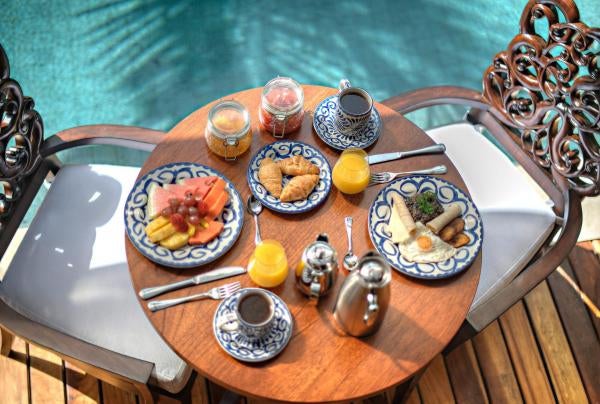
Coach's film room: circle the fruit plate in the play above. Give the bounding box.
[124,162,244,268]
[246,140,332,214]
[368,175,483,279]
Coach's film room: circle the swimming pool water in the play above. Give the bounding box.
[2,0,600,165]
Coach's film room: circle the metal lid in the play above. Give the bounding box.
[358,253,391,286]
[306,240,336,272]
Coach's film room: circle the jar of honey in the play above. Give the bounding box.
[205,101,252,160]
[259,77,304,138]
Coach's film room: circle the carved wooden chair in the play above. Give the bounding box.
[383,0,597,343]
[0,44,194,402]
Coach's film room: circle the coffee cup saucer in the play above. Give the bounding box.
[313,95,382,151]
[213,288,293,363]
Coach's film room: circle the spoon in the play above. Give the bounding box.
[343,216,358,271]
[247,195,263,245]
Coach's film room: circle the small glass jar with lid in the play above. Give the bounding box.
[205,100,252,160]
[259,77,304,138]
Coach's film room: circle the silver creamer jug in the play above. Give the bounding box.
[295,233,338,300]
[333,251,391,337]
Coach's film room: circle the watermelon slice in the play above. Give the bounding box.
[180,176,217,199]
[146,183,176,219]
[189,220,224,245]
[207,192,229,219]
[163,183,196,201]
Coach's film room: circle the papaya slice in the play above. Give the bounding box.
[207,192,229,219]
[203,179,226,206]
[189,220,224,245]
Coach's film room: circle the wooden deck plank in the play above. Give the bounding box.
[525,281,589,403]
[191,375,210,404]
[29,343,65,404]
[568,242,600,338]
[499,301,555,404]
[417,355,455,404]
[0,336,28,404]
[445,340,489,404]
[548,263,600,404]
[64,362,100,404]
[100,382,136,404]
[472,321,522,404]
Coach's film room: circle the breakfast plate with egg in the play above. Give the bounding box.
[368,175,483,279]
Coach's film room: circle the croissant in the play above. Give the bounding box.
[280,174,319,202]
[278,155,320,176]
[258,158,282,198]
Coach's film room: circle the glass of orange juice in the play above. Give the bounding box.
[247,239,289,288]
[332,148,370,194]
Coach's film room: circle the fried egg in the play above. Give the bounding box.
[398,222,456,263]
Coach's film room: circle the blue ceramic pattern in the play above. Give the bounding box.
[213,288,293,362]
[368,176,483,279]
[124,162,244,268]
[247,140,332,214]
[313,95,381,151]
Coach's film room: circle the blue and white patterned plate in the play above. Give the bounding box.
[368,176,483,279]
[124,162,244,268]
[247,140,332,214]
[213,288,293,363]
[313,95,382,151]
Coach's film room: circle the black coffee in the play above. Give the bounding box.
[340,92,370,115]
[238,293,271,324]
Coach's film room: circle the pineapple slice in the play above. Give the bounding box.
[160,232,190,250]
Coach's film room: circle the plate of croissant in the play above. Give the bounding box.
[247,140,332,214]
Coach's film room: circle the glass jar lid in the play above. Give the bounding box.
[261,77,304,116]
[207,100,250,141]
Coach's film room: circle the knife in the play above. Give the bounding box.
[138,266,246,300]
[367,144,446,165]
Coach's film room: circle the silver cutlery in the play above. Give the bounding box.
[139,266,246,300]
[247,195,263,245]
[367,144,446,165]
[343,217,358,271]
[148,281,241,312]
[368,165,447,186]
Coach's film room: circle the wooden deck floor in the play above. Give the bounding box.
[0,242,598,404]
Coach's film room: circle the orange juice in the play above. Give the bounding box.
[332,148,370,194]
[248,240,289,288]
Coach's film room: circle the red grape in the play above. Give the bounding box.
[170,213,187,232]
[177,205,189,216]
[188,215,200,225]
[161,207,173,218]
[184,194,196,207]
[197,201,208,216]
[188,206,198,216]
[169,198,181,210]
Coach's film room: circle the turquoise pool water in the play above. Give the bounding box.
[2,0,600,164]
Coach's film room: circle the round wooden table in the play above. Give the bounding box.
[126,85,481,403]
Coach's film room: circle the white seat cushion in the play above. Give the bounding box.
[0,164,191,393]
[426,124,556,330]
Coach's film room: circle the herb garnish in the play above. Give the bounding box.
[416,191,437,215]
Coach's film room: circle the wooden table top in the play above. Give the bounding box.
[125,85,481,403]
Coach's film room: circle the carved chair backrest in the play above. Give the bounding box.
[482,0,599,197]
[0,44,44,256]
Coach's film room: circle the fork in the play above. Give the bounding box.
[368,165,447,186]
[147,282,241,312]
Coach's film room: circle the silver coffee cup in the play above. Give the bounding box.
[218,289,275,338]
[335,79,373,136]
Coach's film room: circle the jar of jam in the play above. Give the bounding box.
[259,77,304,138]
[205,101,252,160]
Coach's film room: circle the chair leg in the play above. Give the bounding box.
[0,328,14,356]
[392,367,426,404]
[134,382,156,404]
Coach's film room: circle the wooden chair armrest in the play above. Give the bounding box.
[0,300,154,385]
[41,125,165,157]
[381,86,490,115]
[466,189,583,331]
